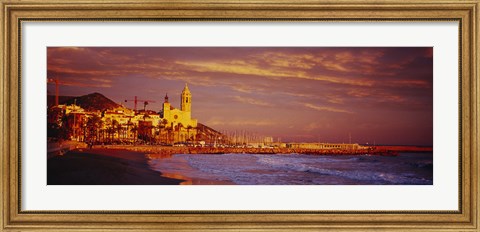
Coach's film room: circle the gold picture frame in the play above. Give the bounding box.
[1,0,478,231]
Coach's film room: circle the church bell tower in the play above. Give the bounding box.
[181,83,191,112]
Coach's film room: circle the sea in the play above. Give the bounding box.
[148,152,433,185]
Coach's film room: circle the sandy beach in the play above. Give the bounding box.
[47,148,184,185]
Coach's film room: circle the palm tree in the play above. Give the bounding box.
[126,120,133,144]
[130,124,138,144]
[161,119,168,143]
[157,121,166,144]
[111,119,118,138]
[108,119,118,142]
[86,115,102,142]
[118,124,124,141]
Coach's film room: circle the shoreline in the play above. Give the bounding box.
[146,153,236,185]
[160,171,236,185]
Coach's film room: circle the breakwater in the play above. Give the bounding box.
[102,145,407,159]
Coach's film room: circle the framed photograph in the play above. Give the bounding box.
[1,0,478,231]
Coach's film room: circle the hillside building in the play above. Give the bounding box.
[159,84,198,143]
[48,84,199,144]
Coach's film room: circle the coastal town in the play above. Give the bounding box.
[46,47,434,185]
[47,83,432,159]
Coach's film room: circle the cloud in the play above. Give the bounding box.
[48,47,383,92]
[376,94,405,103]
[54,80,112,88]
[303,103,353,114]
[254,52,319,69]
[175,55,375,87]
[230,83,266,94]
[304,122,331,131]
[283,92,318,98]
[174,60,295,79]
[307,74,375,87]
[90,78,112,83]
[233,96,270,107]
[325,94,345,104]
[347,89,371,98]
[347,89,406,103]
[206,117,275,127]
[388,80,431,88]
[284,92,344,104]
[48,66,119,77]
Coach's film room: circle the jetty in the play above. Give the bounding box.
[97,145,426,159]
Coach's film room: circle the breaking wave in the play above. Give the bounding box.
[149,153,433,185]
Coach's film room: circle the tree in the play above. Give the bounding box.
[148,124,155,144]
[157,120,166,144]
[130,124,138,144]
[86,115,102,142]
[126,121,133,144]
[106,119,118,142]
[116,122,123,141]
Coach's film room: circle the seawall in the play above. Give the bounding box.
[99,145,428,158]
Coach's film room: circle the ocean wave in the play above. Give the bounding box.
[151,153,432,185]
[255,155,432,185]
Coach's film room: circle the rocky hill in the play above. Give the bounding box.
[48,92,120,111]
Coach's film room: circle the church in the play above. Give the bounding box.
[159,83,198,143]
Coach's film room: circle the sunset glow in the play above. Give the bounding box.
[47,47,433,145]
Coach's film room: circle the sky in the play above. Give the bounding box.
[47,47,433,146]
